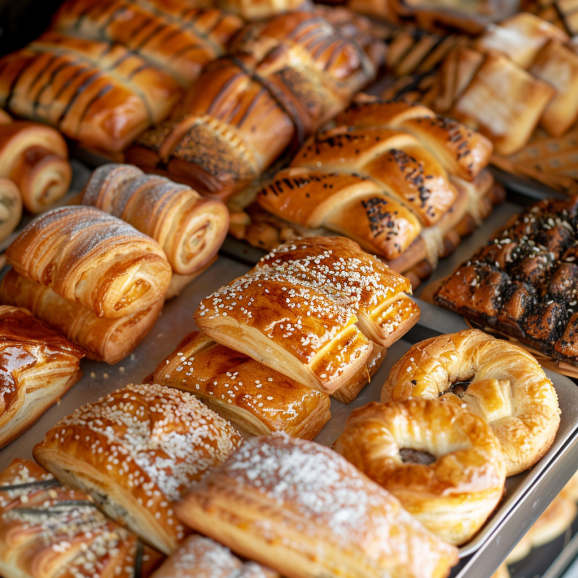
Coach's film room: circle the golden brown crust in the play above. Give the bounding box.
[34,383,243,555]
[176,434,459,578]
[82,164,229,276]
[6,206,171,319]
[0,32,183,154]
[0,179,21,244]
[0,458,164,578]
[381,329,561,476]
[335,399,506,545]
[149,331,331,439]
[0,269,162,364]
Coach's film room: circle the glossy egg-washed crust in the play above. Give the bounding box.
[0,269,162,365]
[176,434,458,578]
[51,0,243,88]
[82,164,230,276]
[382,329,560,476]
[334,399,506,545]
[34,383,243,556]
[0,458,164,578]
[125,11,381,201]
[0,306,83,451]
[149,331,331,439]
[434,197,578,368]
[0,32,183,154]
[6,205,171,320]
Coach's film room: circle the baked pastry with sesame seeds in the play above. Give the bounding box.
[33,383,243,555]
[0,305,83,451]
[6,206,172,319]
[334,399,506,545]
[147,331,331,438]
[0,458,164,578]
[82,164,229,277]
[151,535,278,578]
[176,433,459,578]
[0,269,162,365]
[381,329,561,476]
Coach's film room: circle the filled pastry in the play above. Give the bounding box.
[0,33,182,155]
[176,433,458,578]
[125,11,381,200]
[0,305,83,450]
[195,237,416,395]
[382,329,561,476]
[0,120,71,214]
[151,535,278,578]
[34,383,243,555]
[0,458,164,578]
[0,269,163,364]
[82,164,229,277]
[6,206,171,319]
[148,331,331,438]
[433,197,578,368]
[51,0,243,88]
[334,399,506,545]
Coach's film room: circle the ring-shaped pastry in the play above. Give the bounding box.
[381,329,560,476]
[334,399,506,545]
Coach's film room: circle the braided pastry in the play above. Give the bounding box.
[6,206,171,319]
[0,269,163,364]
[176,433,459,578]
[0,305,83,451]
[34,383,243,555]
[334,399,506,545]
[0,459,164,578]
[82,164,229,276]
[381,329,561,476]
[0,121,71,214]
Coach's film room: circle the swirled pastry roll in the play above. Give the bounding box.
[0,121,71,214]
[0,458,164,578]
[6,206,172,319]
[381,329,561,476]
[0,269,162,365]
[253,236,420,347]
[176,433,459,578]
[148,331,331,438]
[151,535,278,578]
[0,179,21,244]
[82,164,229,276]
[0,33,182,155]
[0,306,83,450]
[34,383,243,555]
[334,99,494,182]
[52,0,243,88]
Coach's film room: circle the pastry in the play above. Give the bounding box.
[0,269,163,365]
[34,383,243,555]
[433,197,578,368]
[0,32,183,155]
[151,535,278,578]
[0,305,83,450]
[0,458,164,578]
[0,179,21,244]
[6,206,172,319]
[125,11,380,201]
[0,121,71,214]
[175,433,459,578]
[194,237,417,395]
[148,331,331,438]
[334,399,506,545]
[82,164,229,276]
[52,0,243,88]
[381,329,561,476]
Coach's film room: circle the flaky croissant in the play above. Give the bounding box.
[82,164,229,276]
[6,206,171,319]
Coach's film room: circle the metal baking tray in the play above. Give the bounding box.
[0,254,577,578]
